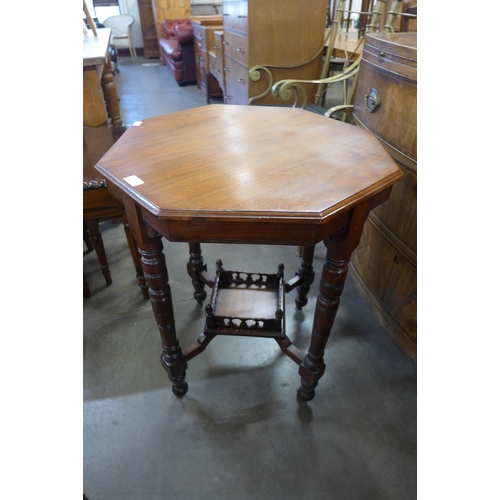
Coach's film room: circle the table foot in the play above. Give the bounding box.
[297,382,317,402]
[172,381,189,397]
[294,244,315,310]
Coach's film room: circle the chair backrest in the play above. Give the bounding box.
[102,14,135,37]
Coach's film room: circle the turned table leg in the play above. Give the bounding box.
[138,226,188,396]
[294,244,316,310]
[297,204,370,401]
[122,213,149,300]
[187,242,208,303]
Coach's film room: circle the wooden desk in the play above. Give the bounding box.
[95,105,402,401]
[83,126,147,298]
[326,28,364,60]
[333,31,364,59]
[83,28,121,127]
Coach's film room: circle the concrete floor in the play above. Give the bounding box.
[83,56,417,500]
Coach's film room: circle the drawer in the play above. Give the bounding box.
[223,57,248,93]
[225,79,248,105]
[209,51,224,87]
[214,30,224,59]
[222,30,248,65]
[192,23,206,46]
[222,1,248,34]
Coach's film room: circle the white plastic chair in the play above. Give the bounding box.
[102,14,136,60]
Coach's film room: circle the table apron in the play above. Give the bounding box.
[139,207,353,246]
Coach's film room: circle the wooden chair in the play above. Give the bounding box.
[83,126,148,299]
[102,14,137,60]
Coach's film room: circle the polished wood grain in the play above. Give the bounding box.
[97,105,401,228]
[350,32,417,362]
[95,104,403,400]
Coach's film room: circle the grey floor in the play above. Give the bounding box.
[83,56,417,500]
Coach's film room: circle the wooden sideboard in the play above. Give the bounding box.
[221,0,327,106]
[349,32,417,362]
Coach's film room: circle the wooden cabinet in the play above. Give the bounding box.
[349,32,417,362]
[138,0,160,58]
[209,30,225,94]
[192,16,224,100]
[221,0,327,106]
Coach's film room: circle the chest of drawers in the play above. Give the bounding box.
[192,16,224,100]
[209,30,225,92]
[221,0,327,106]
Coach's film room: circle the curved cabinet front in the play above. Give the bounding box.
[350,32,417,362]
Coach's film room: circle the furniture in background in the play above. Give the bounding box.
[191,16,224,101]
[349,32,417,362]
[102,14,137,60]
[95,105,403,401]
[159,19,197,85]
[221,0,327,106]
[138,0,160,58]
[83,126,148,300]
[269,0,409,117]
[208,30,225,102]
[150,0,191,47]
[83,27,121,127]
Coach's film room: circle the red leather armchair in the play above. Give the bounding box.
[159,19,197,86]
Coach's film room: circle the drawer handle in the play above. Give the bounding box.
[224,67,229,72]
[238,78,245,83]
[378,51,385,62]
[214,45,219,50]
[223,13,230,16]
[226,95,233,99]
[365,88,381,113]
[237,15,247,18]
[215,69,220,73]
[236,48,245,53]
[222,41,228,45]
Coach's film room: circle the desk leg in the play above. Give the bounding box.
[138,228,188,396]
[295,244,315,310]
[298,204,370,401]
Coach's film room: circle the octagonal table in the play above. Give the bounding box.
[95,105,403,401]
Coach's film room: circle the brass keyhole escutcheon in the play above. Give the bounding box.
[365,88,381,113]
